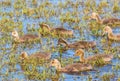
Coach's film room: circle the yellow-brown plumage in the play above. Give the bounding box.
[40,24,73,37]
[50,59,93,74]
[90,12,120,25]
[103,26,120,41]
[12,30,40,43]
[74,49,113,65]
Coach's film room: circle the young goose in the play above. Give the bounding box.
[58,38,96,50]
[74,49,113,64]
[103,26,120,41]
[90,12,120,25]
[50,59,93,74]
[12,30,40,43]
[40,24,73,37]
[20,51,51,60]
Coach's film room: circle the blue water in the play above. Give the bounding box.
[0,0,120,81]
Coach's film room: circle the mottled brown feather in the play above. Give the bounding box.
[58,38,96,50]
[63,63,92,72]
[50,59,92,74]
[40,24,73,37]
[86,54,113,62]
[103,18,120,24]
[74,49,113,64]
[30,52,51,60]
[20,34,39,40]
[90,12,120,25]
[52,28,70,32]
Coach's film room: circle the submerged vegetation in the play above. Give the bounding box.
[0,0,120,81]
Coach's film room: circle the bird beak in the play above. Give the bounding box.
[88,16,93,21]
[74,53,78,56]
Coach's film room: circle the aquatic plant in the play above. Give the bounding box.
[0,0,120,80]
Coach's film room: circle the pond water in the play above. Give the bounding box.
[0,0,120,81]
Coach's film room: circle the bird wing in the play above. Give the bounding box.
[30,52,50,59]
[64,63,92,72]
[20,34,38,40]
[52,28,69,32]
[103,18,120,24]
[86,54,113,61]
[69,41,93,49]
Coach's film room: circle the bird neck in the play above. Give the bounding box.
[58,38,69,46]
[108,32,115,39]
[20,55,28,60]
[14,35,20,41]
[42,24,51,31]
[23,54,29,59]
[56,63,62,71]
[80,53,86,63]
[96,15,103,24]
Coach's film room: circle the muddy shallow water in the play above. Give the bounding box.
[0,0,120,81]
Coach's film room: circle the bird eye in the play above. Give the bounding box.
[51,61,54,64]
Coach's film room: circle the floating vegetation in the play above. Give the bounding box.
[0,0,11,7]
[90,58,107,67]
[0,18,23,33]
[101,73,115,81]
[0,0,120,81]
[112,63,120,71]
[112,1,120,13]
[98,1,108,8]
